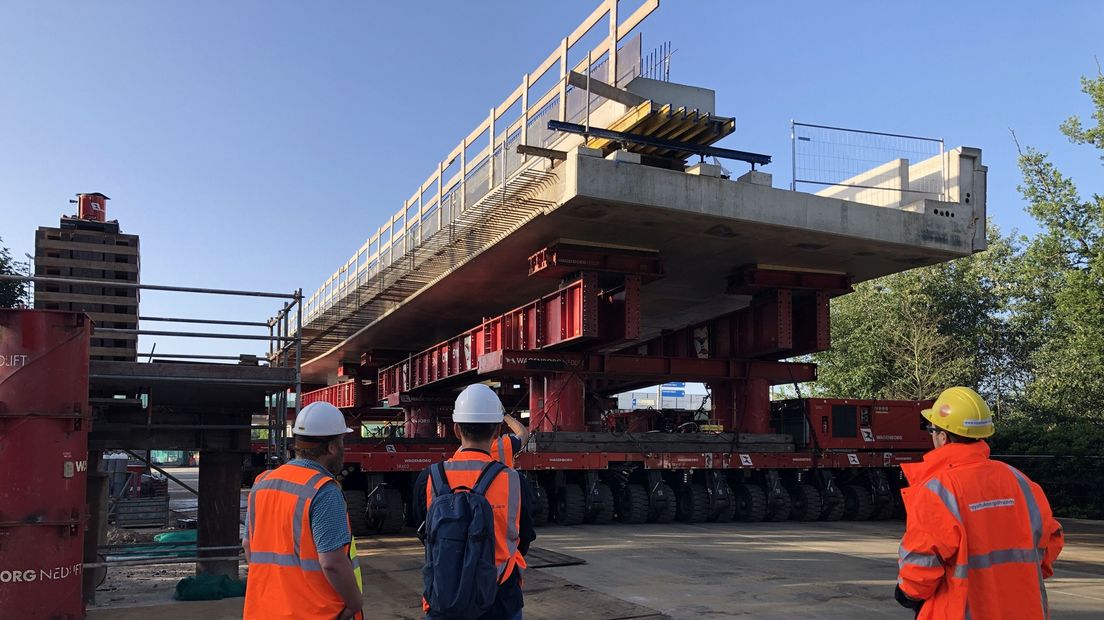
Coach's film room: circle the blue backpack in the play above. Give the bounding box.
[422,460,505,619]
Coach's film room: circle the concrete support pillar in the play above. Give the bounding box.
[197,450,241,578]
[83,452,108,604]
[405,406,438,438]
[529,374,586,432]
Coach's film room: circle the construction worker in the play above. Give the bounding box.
[243,402,364,620]
[895,387,1064,619]
[490,409,529,467]
[414,383,536,620]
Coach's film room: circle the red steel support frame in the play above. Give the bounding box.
[349,260,846,444]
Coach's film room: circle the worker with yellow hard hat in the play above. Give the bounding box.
[894,387,1064,619]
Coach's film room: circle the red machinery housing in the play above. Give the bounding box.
[0,310,91,620]
[296,245,935,534]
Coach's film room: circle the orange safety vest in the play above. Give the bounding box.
[897,442,1064,619]
[244,463,362,620]
[422,450,525,613]
[490,434,517,468]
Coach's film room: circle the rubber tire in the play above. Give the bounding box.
[820,485,846,521]
[677,483,710,523]
[733,482,768,522]
[709,480,736,522]
[842,483,875,521]
[531,484,550,526]
[557,484,586,526]
[872,494,897,520]
[375,488,406,534]
[344,489,371,537]
[617,483,650,524]
[765,484,792,522]
[650,481,677,523]
[586,482,616,524]
[788,483,823,522]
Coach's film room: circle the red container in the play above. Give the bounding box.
[76,193,108,222]
[0,310,90,620]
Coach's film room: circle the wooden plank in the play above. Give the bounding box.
[566,71,646,107]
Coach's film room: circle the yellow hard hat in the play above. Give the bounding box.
[921,386,994,439]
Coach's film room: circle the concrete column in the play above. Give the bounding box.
[82,451,108,604]
[197,450,241,578]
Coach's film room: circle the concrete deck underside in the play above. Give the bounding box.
[303,154,978,383]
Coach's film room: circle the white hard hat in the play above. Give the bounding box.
[453,384,505,424]
[294,402,354,437]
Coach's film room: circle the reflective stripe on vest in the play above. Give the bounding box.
[1007,464,1049,618]
[250,472,361,584]
[251,471,331,566]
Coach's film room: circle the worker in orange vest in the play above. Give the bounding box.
[489,410,529,468]
[414,383,536,619]
[243,402,364,620]
[895,387,1064,619]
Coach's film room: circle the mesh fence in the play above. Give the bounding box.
[792,122,946,206]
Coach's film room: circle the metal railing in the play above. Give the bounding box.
[0,273,301,463]
[791,121,947,207]
[301,0,660,330]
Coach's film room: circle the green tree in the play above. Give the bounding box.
[812,227,1018,404]
[1011,69,1104,422]
[0,237,29,309]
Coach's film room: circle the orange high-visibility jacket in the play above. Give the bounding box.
[244,463,361,620]
[422,450,526,613]
[490,434,518,468]
[898,442,1064,619]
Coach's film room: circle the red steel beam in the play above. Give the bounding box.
[528,242,664,281]
[378,276,598,401]
[477,349,816,385]
[301,381,363,409]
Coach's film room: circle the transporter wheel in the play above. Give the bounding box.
[709,480,736,522]
[556,484,586,526]
[373,488,406,534]
[842,484,875,521]
[650,481,678,523]
[872,494,897,521]
[788,484,823,522]
[617,483,650,524]
[677,483,710,523]
[819,484,846,521]
[343,489,371,537]
[586,482,616,524]
[765,484,792,522]
[733,482,768,522]
[531,484,551,526]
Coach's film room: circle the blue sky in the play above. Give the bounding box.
[2,1,1101,358]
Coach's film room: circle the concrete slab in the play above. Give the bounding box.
[537,520,1104,620]
[301,147,987,382]
[87,519,1102,619]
